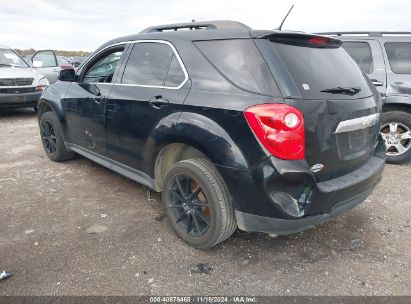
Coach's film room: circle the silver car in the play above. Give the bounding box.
[0,44,49,110]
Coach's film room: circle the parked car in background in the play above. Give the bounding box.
[68,56,87,68]
[0,44,48,110]
[24,51,74,84]
[318,31,411,164]
[37,21,385,249]
[57,56,75,70]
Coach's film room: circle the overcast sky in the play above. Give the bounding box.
[1,0,410,51]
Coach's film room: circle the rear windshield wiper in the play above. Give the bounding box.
[321,87,361,96]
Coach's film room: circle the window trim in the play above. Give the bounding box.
[384,41,411,75]
[79,40,188,90]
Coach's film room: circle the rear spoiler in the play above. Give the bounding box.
[251,30,343,47]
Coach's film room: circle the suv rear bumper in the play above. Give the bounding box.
[235,186,375,235]
[216,138,385,235]
[0,91,41,108]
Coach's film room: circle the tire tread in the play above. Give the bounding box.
[40,112,74,162]
[163,158,237,249]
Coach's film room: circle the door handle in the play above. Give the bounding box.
[149,95,169,108]
[92,95,106,104]
[371,79,384,87]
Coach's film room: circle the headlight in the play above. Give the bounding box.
[35,77,49,91]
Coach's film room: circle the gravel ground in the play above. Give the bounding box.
[0,108,410,296]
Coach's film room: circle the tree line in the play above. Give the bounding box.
[15,48,91,57]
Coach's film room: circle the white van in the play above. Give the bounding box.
[0,44,49,110]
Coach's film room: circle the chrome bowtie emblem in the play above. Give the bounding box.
[310,164,324,173]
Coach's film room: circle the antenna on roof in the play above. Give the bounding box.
[277,4,294,31]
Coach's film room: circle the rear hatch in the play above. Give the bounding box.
[254,33,382,181]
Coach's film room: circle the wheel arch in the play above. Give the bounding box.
[384,95,411,113]
[148,112,250,191]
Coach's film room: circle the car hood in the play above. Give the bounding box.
[0,66,44,86]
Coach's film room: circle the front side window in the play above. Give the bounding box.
[83,49,124,83]
[0,48,28,67]
[32,50,57,68]
[342,42,373,74]
[385,42,411,74]
[122,42,182,87]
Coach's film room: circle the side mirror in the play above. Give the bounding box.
[58,69,77,82]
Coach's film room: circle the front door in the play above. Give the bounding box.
[31,50,60,84]
[106,41,189,173]
[63,46,127,157]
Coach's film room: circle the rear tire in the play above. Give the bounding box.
[381,110,411,164]
[162,158,237,249]
[39,112,74,162]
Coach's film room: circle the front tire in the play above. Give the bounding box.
[380,110,411,164]
[162,158,237,249]
[39,112,74,162]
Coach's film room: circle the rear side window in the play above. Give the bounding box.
[122,43,173,86]
[257,39,373,100]
[385,42,411,74]
[342,42,373,74]
[195,39,280,96]
[165,55,186,87]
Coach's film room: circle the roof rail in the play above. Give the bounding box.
[140,20,250,33]
[316,31,411,37]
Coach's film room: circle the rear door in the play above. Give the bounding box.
[342,40,387,96]
[106,41,190,173]
[256,36,382,180]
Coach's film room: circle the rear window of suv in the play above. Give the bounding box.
[194,39,281,97]
[385,42,411,74]
[256,38,373,100]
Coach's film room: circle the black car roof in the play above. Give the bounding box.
[94,20,341,53]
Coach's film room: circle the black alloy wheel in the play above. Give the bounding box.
[167,174,210,237]
[39,111,75,162]
[41,120,57,156]
[162,158,237,249]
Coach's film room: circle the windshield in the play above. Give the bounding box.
[257,39,373,100]
[0,48,28,67]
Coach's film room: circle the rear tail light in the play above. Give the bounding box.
[244,103,305,160]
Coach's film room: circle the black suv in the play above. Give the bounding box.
[37,21,385,249]
[318,31,411,164]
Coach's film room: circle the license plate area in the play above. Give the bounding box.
[12,95,25,102]
[336,129,371,160]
